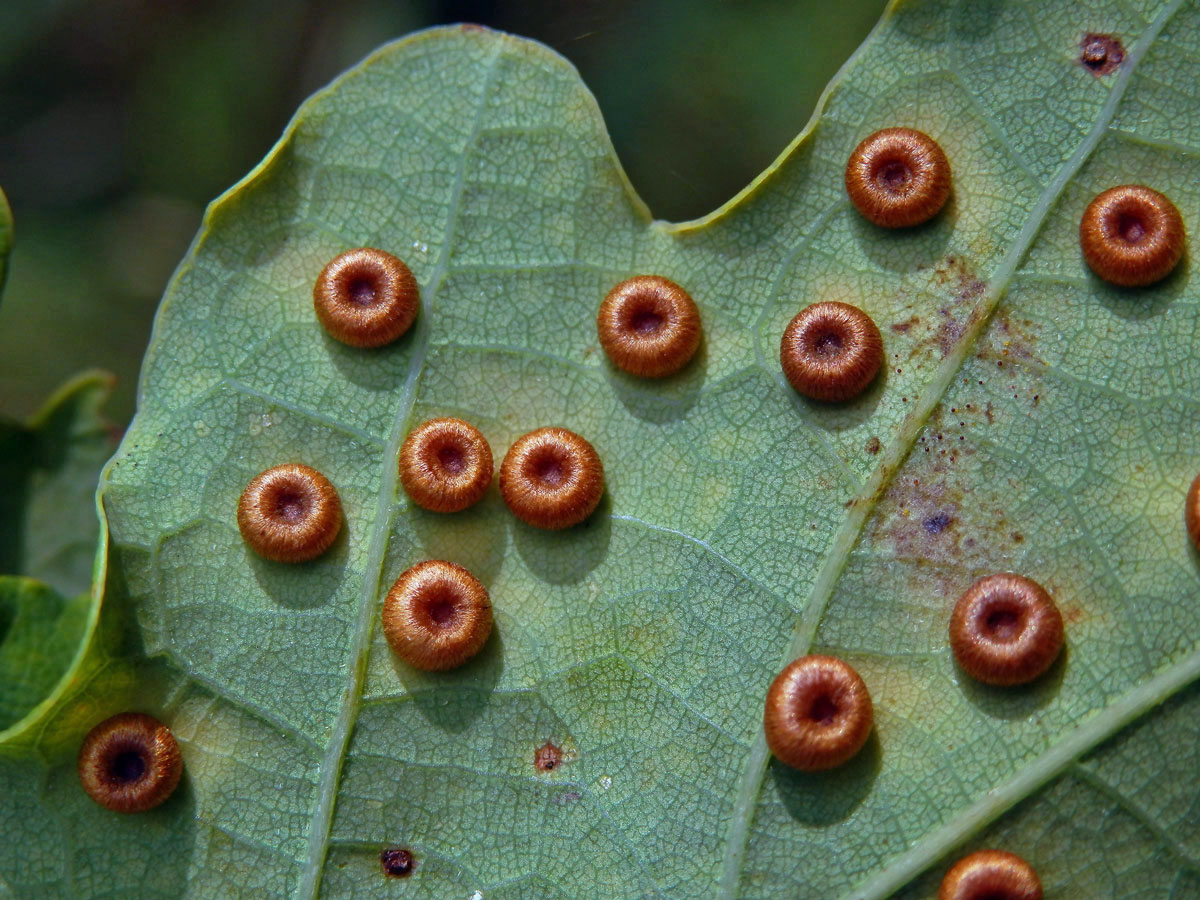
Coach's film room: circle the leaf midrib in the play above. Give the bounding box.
[294,39,506,900]
[716,0,1189,896]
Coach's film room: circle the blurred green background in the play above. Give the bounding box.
[0,0,885,426]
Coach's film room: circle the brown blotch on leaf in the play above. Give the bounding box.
[865,436,882,455]
[763,655,874,771]
[597,275,702,378]
[1080,33,1124,75]
[534,741,562,771]
[380,847,415,878]
[499,427,604,530]
[400,417,493,513]
[1080,185,1185,287]
[939,849,1043,900]
[949,573,1064,686]
[781,301,883,402]
[313,247,419,348]
[845,127,951,228]
[78,713,183,813]
[237,463,342,563]
[382,560,493,671]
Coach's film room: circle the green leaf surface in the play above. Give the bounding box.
[8,0,1200,897]
[0,578,90,731]
[0,371,119,598]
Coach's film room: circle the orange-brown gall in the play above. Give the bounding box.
[237,463,342,563]
[845,127,952,228]
[313,247,419,347]
[499,427,604,530]
[763,655,874,772]
[949,574,1064,686]
[1079,185,1185,286]
[1186,473,1200,552]
[597,275,701,377]
[77,713,183,813]
[939,849,1043,900]
[399,417,493,513]
[382,560,493,671]
[780,301,883,402]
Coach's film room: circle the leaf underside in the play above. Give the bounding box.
[5,1,1200,898]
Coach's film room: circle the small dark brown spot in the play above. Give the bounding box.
[380,847,415,878]
[865,436,882,455]
[1080,33,1124,75]
[534,742,562,771]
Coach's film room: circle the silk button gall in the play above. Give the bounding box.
[313,247,419,347]
[845,127,952,228]
[1079,185,1185,287]
[77,713,183,813]
[1186,472,1200,552]
[597,275,702,377]
[780,301,883,402]
[763,655,874,772]
[949,574,1064,686]
[382,560,493,671]
[237,463,342,563]
[499,427,604,530]
[399,417,493,513]
[939,849,1043,900]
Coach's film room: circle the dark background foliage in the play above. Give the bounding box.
[0,0,884,424]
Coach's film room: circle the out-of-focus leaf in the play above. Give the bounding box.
[0,371,118,598]
[0,578,90,731]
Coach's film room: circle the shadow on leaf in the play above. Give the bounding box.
[511,494,613,585]
[392,628,504,733]
[771,731,882,825]
[850,193,957,273]
[954,643,1067,720]
[1092,256,1189,321]
[409,496,509,587]
[247,525,351,610]
[603,337,708,425]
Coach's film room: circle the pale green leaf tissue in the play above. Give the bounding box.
[3,0,1200,897]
